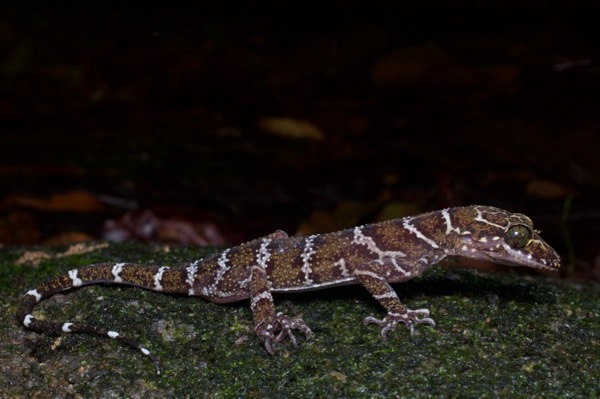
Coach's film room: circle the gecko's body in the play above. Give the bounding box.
[17,205,561,374]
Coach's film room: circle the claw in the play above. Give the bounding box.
[264,337,275,355]
[363,316,382,326]
[256,313,312,354]
[416,317,435,326]
[412,308,430,317]
[364,308,436,338]
[381,322,397,339]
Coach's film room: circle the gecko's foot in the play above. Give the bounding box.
[256,312,313,355]
[364,308,435,339]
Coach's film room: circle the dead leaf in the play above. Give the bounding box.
[371,44,459,86]
[526,179,575,199]
[16,242,109,266]
[4,191,105,213]
[0,211,40,244]
[257,117,324,140]
[43,232,96,245]
[15,251,51,266]
[103,209,227,246]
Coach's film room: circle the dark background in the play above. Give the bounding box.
[1,4,598,279]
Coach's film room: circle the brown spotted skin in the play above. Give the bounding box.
[17,205,561,374]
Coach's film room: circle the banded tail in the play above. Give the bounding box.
[17,262,187,375]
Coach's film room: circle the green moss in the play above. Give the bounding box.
[1,243,598,398]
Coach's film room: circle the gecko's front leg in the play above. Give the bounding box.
[355,261,435,338]
[248,265,313,354]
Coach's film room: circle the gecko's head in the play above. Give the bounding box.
[448,206,561,271]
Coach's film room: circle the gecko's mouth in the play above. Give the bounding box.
[447,248,560,271]
[481,250,561,271]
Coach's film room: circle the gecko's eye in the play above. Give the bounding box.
[504,224,533,249]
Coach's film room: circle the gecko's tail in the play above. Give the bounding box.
[16,263,166,375]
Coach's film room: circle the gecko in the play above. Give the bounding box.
[17,205,561,374]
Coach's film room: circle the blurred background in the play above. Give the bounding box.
[1,3,598,280]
